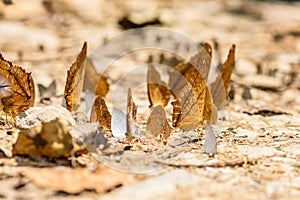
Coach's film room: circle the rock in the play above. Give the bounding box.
[16,105,75,129]
[13,118,75,158]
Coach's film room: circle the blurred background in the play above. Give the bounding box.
[0,0,299,93]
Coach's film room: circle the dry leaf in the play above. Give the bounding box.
[146,105,171,139]
[13,118,75,158]
[210,44,235,108]
[169,43,217,130]
[21,166,125,194]
[147,64,170,107]
[0,54,35,116]
[90,95,111,131]
[64,42,87,112]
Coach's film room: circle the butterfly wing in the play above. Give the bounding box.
[90,95,111,131]
[111,108,127,139]
[169,43,214,130]
[146,105,171,139]
[64,42,87,112]
[147,64,170,107]
[204,122,217,155]
[0,74,13,98]
[0,54,35,116]
[210,44,235,108]
[126,88,138,139]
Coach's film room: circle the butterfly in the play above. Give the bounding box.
[204,122,217,155]
[169,43,235,131]
[111,108,127,139]
[0,54,35,116]
[111,88,138,140]
[147,63,170,107]
[146,104,171,139]
[83,58,109,97]
[210,44,235,108]
[169,43,217,131]
[90,95,111,132]
[0,73,13,99]
[64,42,87,112]
[37,80,57,104]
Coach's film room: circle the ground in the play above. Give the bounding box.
[0,0,300,199]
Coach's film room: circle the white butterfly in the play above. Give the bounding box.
[111,108,127,139]
[111,108,139,140]
[204,122,217,155]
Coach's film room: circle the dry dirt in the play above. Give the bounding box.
[0,0,300,199]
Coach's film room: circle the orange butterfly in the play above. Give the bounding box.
[0,54,35,116]
[90,95,111,131]
[64,42,87,112]
[146,104,171,139]
[84,58,109,97]
[147,64,171,107]
[169,43,235,131]
[210,44,235,108]
[169,43,216,131]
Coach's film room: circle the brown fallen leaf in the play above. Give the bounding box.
[169,43,217,130]
[0,53,35,116]
[146,105,171,139]
[13,118,75,158]
[90,95,111,131]
[147,64,170,107]
[64,42,87,112]
[21,166,126,194]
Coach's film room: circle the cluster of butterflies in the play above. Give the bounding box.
[0,41,235,154]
